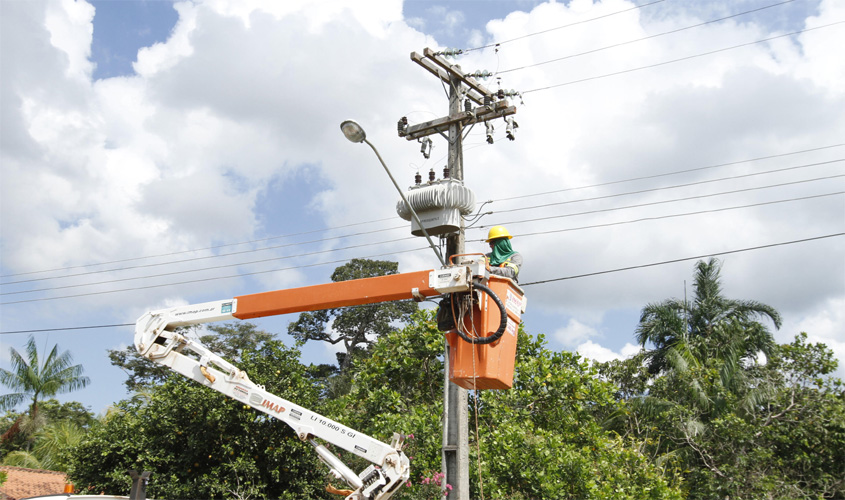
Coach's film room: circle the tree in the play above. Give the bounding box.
[287,259,418,372]
[330,310,683,499]
[1,399,94,466]
[1,336,89,444]
[636,258,781,376]
[68,327,331,499]
[108,323,272,391]
[2,420,85,471]
[600,333,845,499]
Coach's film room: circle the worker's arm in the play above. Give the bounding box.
[489,252,522,282]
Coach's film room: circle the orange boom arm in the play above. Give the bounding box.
[233,270,437,319]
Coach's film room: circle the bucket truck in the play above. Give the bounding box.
[133,255,525,499]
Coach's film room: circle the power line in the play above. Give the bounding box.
[7,175,840,297]
[4,191,841,305]
[0,225,410,286]
[493,159,844,213]
[0,235,417,296]
[496,144,845,202]
[4,232,842,335]
[463,0,666,53]
[499,0,797,74]
[0,245,430,306]
[7,174,839,298]
[489,191,845,239]
[521,233,845,286]
[0,217,400,280]
[4,144,839,283]
[490,174,844,226]
[522,21,845,94]
[0,324,134,335]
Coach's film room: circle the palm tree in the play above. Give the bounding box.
[636,258,781,376]
[2,420,85,471]
[0,336,90,442]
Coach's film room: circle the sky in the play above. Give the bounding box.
[1,0,843,415]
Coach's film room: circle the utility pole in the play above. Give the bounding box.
[400,47,516,500]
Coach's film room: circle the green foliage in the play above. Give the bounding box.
[287,259,418,372]
[636,258,780,376]
[108,323,272,391]
[604,327,845,499]
[1,399,92,472]
[107,344,170,391]
[37,399,95,430]
[68,337,331,499]
[0,335,90,415]
[2,420,84,471]
[330,310,682,499]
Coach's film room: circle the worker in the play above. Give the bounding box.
[485,225,522,282]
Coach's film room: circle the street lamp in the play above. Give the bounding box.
[340,120,446,267]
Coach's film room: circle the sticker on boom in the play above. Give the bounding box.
[232,386,248,400]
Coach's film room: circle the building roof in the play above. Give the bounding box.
[0,466,69,500]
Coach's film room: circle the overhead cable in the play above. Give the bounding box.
[0,216,399,279]
[487,191,845,238]
[5,192,842,305]
[494,159,844,212]
[521,233,845,286]
[522,21,845,94]
[491,174,844,226]
[499,0,797,74]
[7,177,840,297]
[463,0,666,53]
[4,144,839,282]
[496,144,844,202]
[1,225,409,286]
[4,232,842,335]
[0,246,430,306]
[0,236,420,296]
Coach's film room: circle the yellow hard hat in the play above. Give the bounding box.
[486,225,513,242]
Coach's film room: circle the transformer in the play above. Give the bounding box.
[395,179,476,236]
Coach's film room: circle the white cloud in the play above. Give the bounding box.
[781,297,845,379]
[576,340,640,363]
[553,318,599,347]
[1,0,843,411]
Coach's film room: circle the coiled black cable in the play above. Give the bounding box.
[452,281,508,345]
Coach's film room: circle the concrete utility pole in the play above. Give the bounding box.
[400,48,516,500]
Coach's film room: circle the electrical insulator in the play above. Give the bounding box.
[415,172,422,185]
[468,70,493,79]
[483,95,492,106]
[429,168,436,182]
[506,117,518,141]
[443,166,450,178]
[397,116,408,135]
[464,99,472,112]
[485,122,494,144]
[497,88,504,99]
[439,48,463,57]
